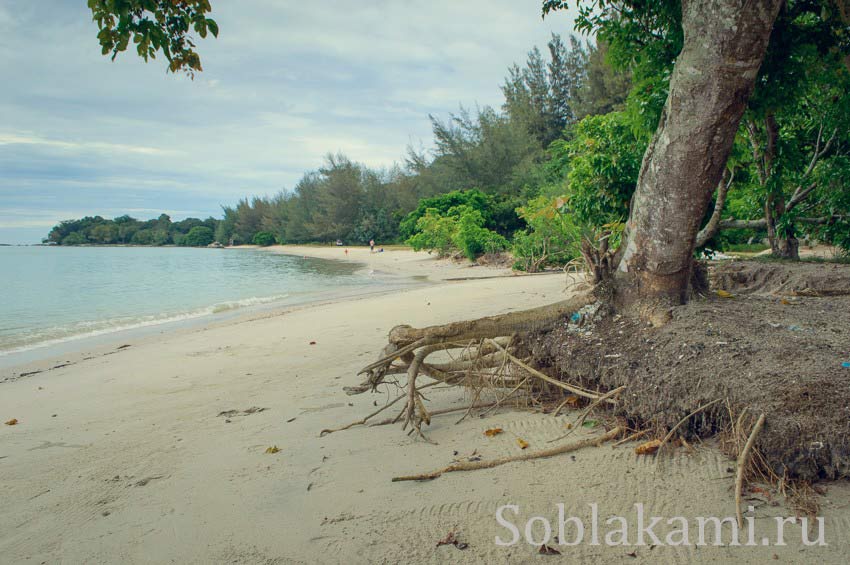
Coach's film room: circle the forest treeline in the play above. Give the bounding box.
[48,23,850,266]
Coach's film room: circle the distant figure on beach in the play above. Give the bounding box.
[369,239,375,253]
[344,249,349,256]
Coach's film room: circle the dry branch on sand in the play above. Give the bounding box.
[392,426,622,481]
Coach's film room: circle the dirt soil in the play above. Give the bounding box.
[531,260,850,481]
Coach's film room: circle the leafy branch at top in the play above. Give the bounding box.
[88,0,218,77]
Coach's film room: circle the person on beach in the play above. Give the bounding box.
[344,249,349,256]
[369,239,375,253]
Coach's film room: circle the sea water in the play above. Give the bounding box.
[0,246,378,359]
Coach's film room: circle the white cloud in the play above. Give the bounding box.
[0,0,578,242]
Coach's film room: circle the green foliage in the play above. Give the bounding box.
[88,0,218,76]
[406,209,458,257]
[400,189,493,240]
[453,207,509,261]
[512,196,581,271]
[251,231,276,247]
[551,112,645,228]
[184,226,215,247]
[47,214,219,246]
[406,205,507,261]
[61,232,88,246]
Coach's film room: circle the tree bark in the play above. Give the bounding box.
[614,0,783,317]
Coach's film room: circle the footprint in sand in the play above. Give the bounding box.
[28,441,85,451]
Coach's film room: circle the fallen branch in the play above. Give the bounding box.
[736,413,766,529]
[368,402,498,427]
[391,426,622,482]
[613,429,650,447]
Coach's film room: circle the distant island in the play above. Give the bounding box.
[45,214,275,248]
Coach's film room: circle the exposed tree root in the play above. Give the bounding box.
[736,413,766,528]
[659,398,722,450]
[337,292,602,440]
[391,426,622,481]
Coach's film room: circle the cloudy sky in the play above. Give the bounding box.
[0,1,577,244]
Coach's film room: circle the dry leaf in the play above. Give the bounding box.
[635,439,662,455]
[716,289,734,298]
[4,418,18,426]
[516,438,529,450]
[564,395,581,408]
[538,544,561,555]
[264,446,281,454]
[484,428,503,437]
[780,299,791,305]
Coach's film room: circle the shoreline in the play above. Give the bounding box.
[3,250,849,563]
[0,246,471,372]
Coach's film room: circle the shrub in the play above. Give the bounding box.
[511,196,581,272]
[251,231,277,247]
[61,231,88,245]
[184,226,215,247]
[407,209,457,256]
[406,205,507,261]
[400,189,494,240]
[453,207,508,260]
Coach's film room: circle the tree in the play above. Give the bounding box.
[251,231,277,246]
[184,226,215,246]
[550,0,784,317]
[714,5,850,258]
[88,0,219,76]
[572,41,631,120]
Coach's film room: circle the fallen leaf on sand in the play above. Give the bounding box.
[635,439,662,455]
[4,419,18,426]
[564,395,582,408]
[484,428,503,437]
[751,486,772,500]
[265,446,281,454]
[716,289,734,298]
[582,419,598,428]
[516,438,529,449]
[436,531,468,550]
[539,544,561,555]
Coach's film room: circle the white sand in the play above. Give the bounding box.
[1,247,849,564]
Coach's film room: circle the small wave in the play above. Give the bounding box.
[0,293,291,357]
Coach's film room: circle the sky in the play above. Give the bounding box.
[0,1,577,244]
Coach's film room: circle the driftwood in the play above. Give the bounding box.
[392,426,622,481]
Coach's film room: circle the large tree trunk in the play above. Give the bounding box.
[614,0,783,318]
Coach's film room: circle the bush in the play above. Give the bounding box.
[184,226,215,247]
[511,196,581,272]
[61,231,88,245]
[406,205,507,261]
[251,231,277,246]
[400,189,494,240]
[407,209,457,256]
[453,208,508,260]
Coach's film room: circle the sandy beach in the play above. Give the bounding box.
[2,247,849,564]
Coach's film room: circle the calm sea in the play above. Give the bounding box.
[0,246,380,361]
